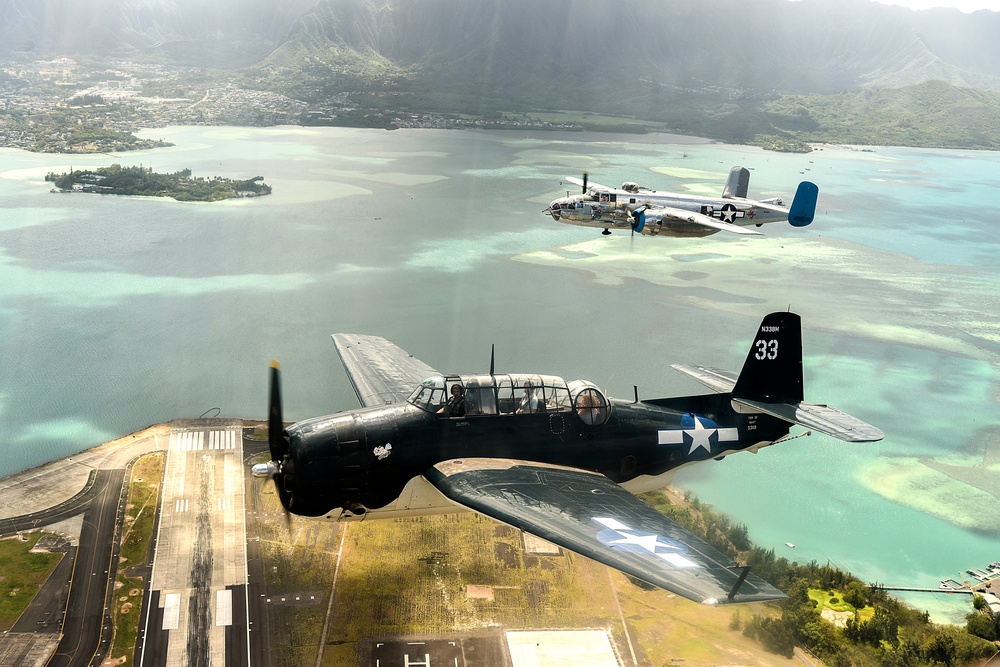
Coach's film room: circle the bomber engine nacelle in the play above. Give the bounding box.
[630,208,717,239]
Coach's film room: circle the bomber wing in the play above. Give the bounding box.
[565,175,614,192]
[426,458,786,605]
[332,334,439,408]
[637,206,764,236]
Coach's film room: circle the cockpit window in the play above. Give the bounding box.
[463,375,497,416]
[412,374,573,416]
[568,380,609,426]
[407,376,447,413]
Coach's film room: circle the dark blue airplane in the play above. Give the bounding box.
[253,312,882,606]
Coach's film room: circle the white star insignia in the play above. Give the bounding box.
[687,415,714,454]
[606,532,663,553]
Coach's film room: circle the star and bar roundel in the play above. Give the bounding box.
[657,414,739,455]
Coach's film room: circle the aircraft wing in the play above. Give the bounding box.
[671,364,738,394]
[332,334,439,408]
[426,458,786,605]
[642,206,764,236]
[565,175,613,192]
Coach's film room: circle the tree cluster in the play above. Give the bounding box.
[45,164,271,202]
[640,490,999,667]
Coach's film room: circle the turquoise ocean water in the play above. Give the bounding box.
[0,126,996,622]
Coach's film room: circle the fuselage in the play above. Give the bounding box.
[274,372,790,520]
[547,185,788,237]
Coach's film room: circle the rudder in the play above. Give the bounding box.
[732,312,803,404]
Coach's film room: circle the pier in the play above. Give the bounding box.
[880,586,975,594]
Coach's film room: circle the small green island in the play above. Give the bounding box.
[45,164,272,202]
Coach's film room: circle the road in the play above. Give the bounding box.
[1,468,127,667]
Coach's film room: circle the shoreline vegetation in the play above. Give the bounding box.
[642,489,1000,666]
[44,164,272,202]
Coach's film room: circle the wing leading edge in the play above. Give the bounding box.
[636,206,764,236]
[426,458,786,605]
[332,334,439,408]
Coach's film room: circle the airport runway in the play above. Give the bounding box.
[136,422,250,667]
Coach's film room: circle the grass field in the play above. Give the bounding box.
[251,486,792,667]
[0,532,64,631]
[108,451,165,667]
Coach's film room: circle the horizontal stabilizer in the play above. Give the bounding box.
[733,398,884,443]
[672,364,737,394]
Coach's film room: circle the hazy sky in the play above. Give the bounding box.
[870,0,1000,9]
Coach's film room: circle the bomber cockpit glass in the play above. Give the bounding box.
[568,380,610,426]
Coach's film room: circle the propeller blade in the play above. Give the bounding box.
[268,359,285,462]
[582,171,588,194]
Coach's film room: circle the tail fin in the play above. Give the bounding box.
[732,312,884,443]
[732,312,803,404]
[722,166,750,199]
[787,181,818,227]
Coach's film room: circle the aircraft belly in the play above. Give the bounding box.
[620,470,677,495]
[335,474,466,522]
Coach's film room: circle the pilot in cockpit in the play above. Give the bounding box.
[516,381,539,414]
[438,384,466,417]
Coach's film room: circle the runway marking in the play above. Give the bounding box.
[162,592,180,630]
[215,589,232,626]
[208,429,238,450]
[216,497,232,511]
[174,499,189,513]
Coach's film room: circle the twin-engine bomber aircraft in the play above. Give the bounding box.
[253,312,882,606]
[545,167,818,238]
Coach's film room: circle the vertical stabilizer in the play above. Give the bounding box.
[722,166,750,198]
[732,312,803,404]
[788,181,818,227]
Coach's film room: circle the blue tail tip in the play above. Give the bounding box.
[788,181,818,227]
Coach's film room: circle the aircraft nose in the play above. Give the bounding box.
[546,199,562,219]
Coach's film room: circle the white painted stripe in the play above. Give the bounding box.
[658,429,684,445]
[593,517,630,531]
[718,427,740,442]
[162,592,180,630]
[216,589,233,626]
[658,552,700,568]
[195,431,204,450]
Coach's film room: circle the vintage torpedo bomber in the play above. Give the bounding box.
[253,312,881,606]
[544,167,818,238]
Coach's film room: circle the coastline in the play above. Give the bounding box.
[0,423,170,521]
